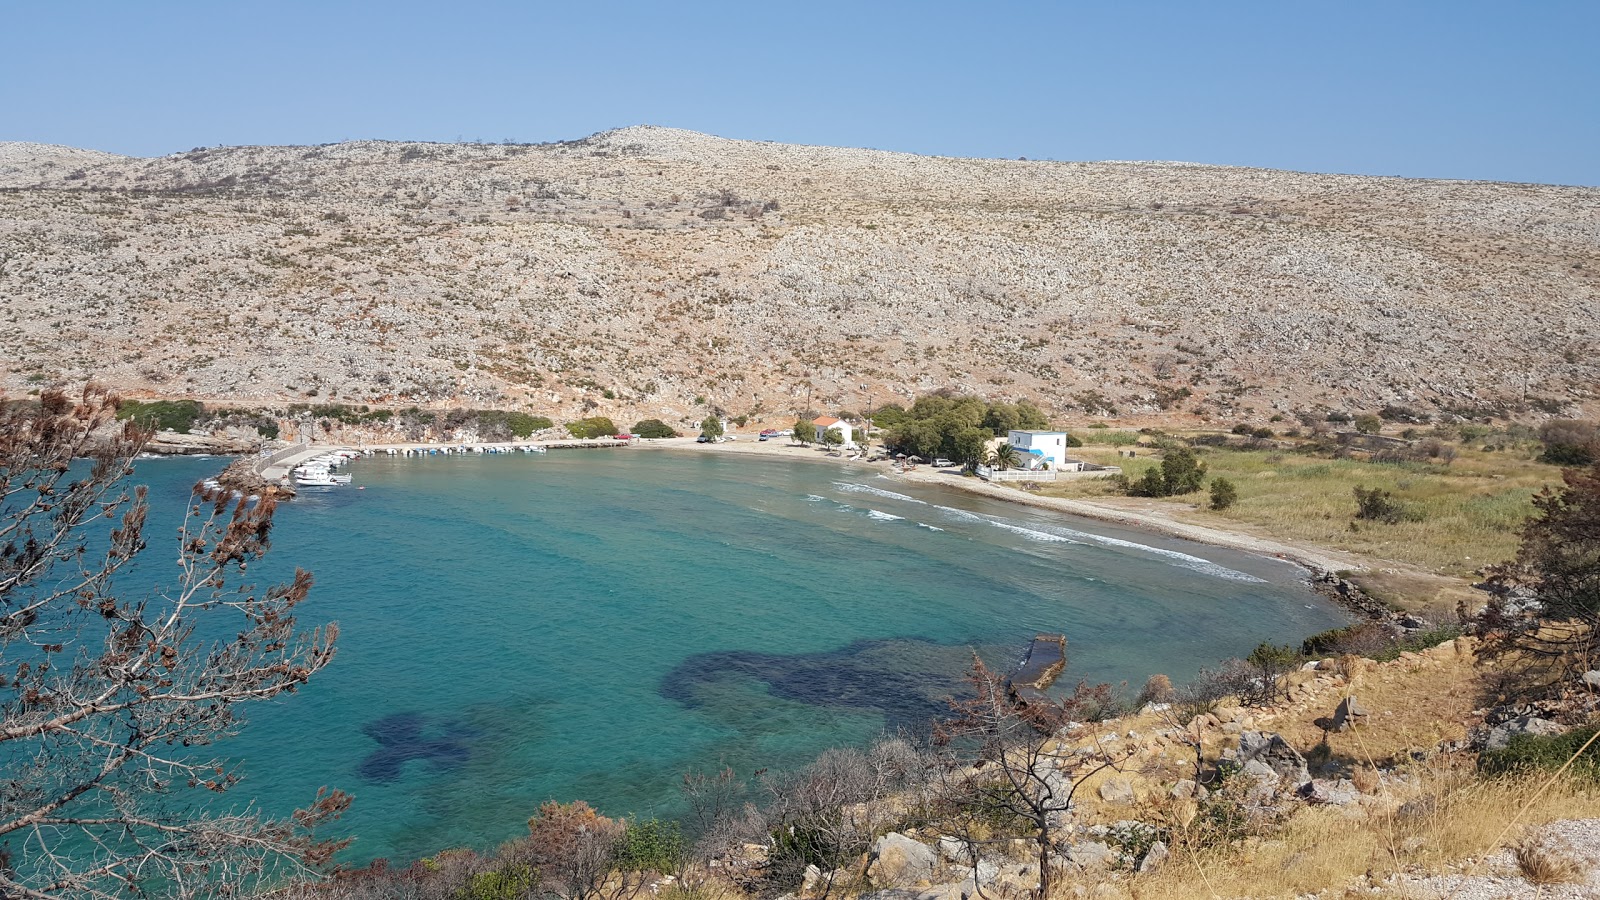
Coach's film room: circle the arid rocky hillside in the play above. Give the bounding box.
[1,127,1595,428]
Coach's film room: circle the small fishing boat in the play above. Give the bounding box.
[295,470,338,487]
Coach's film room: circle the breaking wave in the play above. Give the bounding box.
[833,482,926,505]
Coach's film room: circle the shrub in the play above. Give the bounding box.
[1379,403,1430,424]
[506,413,552,437]
[633,419,677,439]
[1064,432,1083,447]
[566,417,619,439]
[1164,448,1207,493]
[1209,477,1239,510]
[115,399,204,433]
[1480,726,1600,782]
[1539,420,1599,466]
[614,819,685,874]
[1353,485,1411,524]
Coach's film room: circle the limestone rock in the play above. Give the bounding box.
[1582,670,1600,689]
[1063,840,1116,871]
[1138,840,1170,873]
[1484,716,1567,752]
[869,832,939,887]
[1330,696,1369,732]
[1097,778,1135,805]
[1234,731,1310,785]
[936,836,974,866]
[1298,778,1361,805]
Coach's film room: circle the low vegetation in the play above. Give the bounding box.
[1039,427,1573,574]
[566,416,619,439]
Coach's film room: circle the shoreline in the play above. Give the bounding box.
[639,437,1414,627]
[639,436,1363,573]
[219,434,1408,626]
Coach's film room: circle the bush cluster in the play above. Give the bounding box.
[1539,420,1599,466]
[1129,447,1207,497]
[115,399,204,433]
[632,419,677,439]
[877,393,1054,464]
[566,417,619,439]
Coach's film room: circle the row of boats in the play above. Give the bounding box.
[291,443,553,487]
[293,451,360,487]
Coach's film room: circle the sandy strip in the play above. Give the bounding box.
[639,436,1364,574]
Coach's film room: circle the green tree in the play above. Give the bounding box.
[1354,414,1383,435]
[633,419,677,439]
[700,416,725,440]
[893,420,943,460]
[870,403,908,430]
[793,419,816,445]
[952,427,990,467]
[981,403,1021,436]
[1482,460,1600,673]
[1014,399,1051,430]
[820,427,844,450]
[1160,447,1207,494]
[1210,477,1239,510]
[1132,467,1168,497]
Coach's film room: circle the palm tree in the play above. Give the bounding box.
[988,442,1020,471]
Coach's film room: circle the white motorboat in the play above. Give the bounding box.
[295,471,338,487]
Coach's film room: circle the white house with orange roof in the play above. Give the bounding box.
[811,416,856,447]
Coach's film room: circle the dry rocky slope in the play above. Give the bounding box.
[1,127,1596,427]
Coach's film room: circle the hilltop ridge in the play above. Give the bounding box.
[1,127,1595,427]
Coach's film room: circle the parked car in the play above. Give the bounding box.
[933,457,955,467]
[696,435,712,443]
[613,434,633,441]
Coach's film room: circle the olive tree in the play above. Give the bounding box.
[0,387,345,899]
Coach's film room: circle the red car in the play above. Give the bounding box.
[759,429,779,436]
[613,434,633,441]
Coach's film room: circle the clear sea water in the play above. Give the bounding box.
[127,451,1346,865]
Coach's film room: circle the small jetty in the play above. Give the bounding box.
[1006,633,1067,705]
[244,438,632,498]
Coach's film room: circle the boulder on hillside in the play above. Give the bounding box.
[1233,731,1310,786]
[1097,777,1135,805]
[1298,778,1361,805]
[868,832,939,887]
[1483,715,1567,752]
[1330,695,1369,732]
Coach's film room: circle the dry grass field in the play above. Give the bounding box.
[1038,434,1561,577]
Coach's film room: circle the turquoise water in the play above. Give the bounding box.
[128,451,1346,865]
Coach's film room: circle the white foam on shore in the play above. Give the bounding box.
[1018,520,1265,582]
[804,494,825,502]
[930,504,986,524]
[983,518,1078,543]
[834,482,926,504]
[916,523,944,531]
[927,503,1263,582]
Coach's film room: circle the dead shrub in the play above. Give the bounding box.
[1513,831,1583,885]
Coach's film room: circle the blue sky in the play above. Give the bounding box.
[4,1,1596,185]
